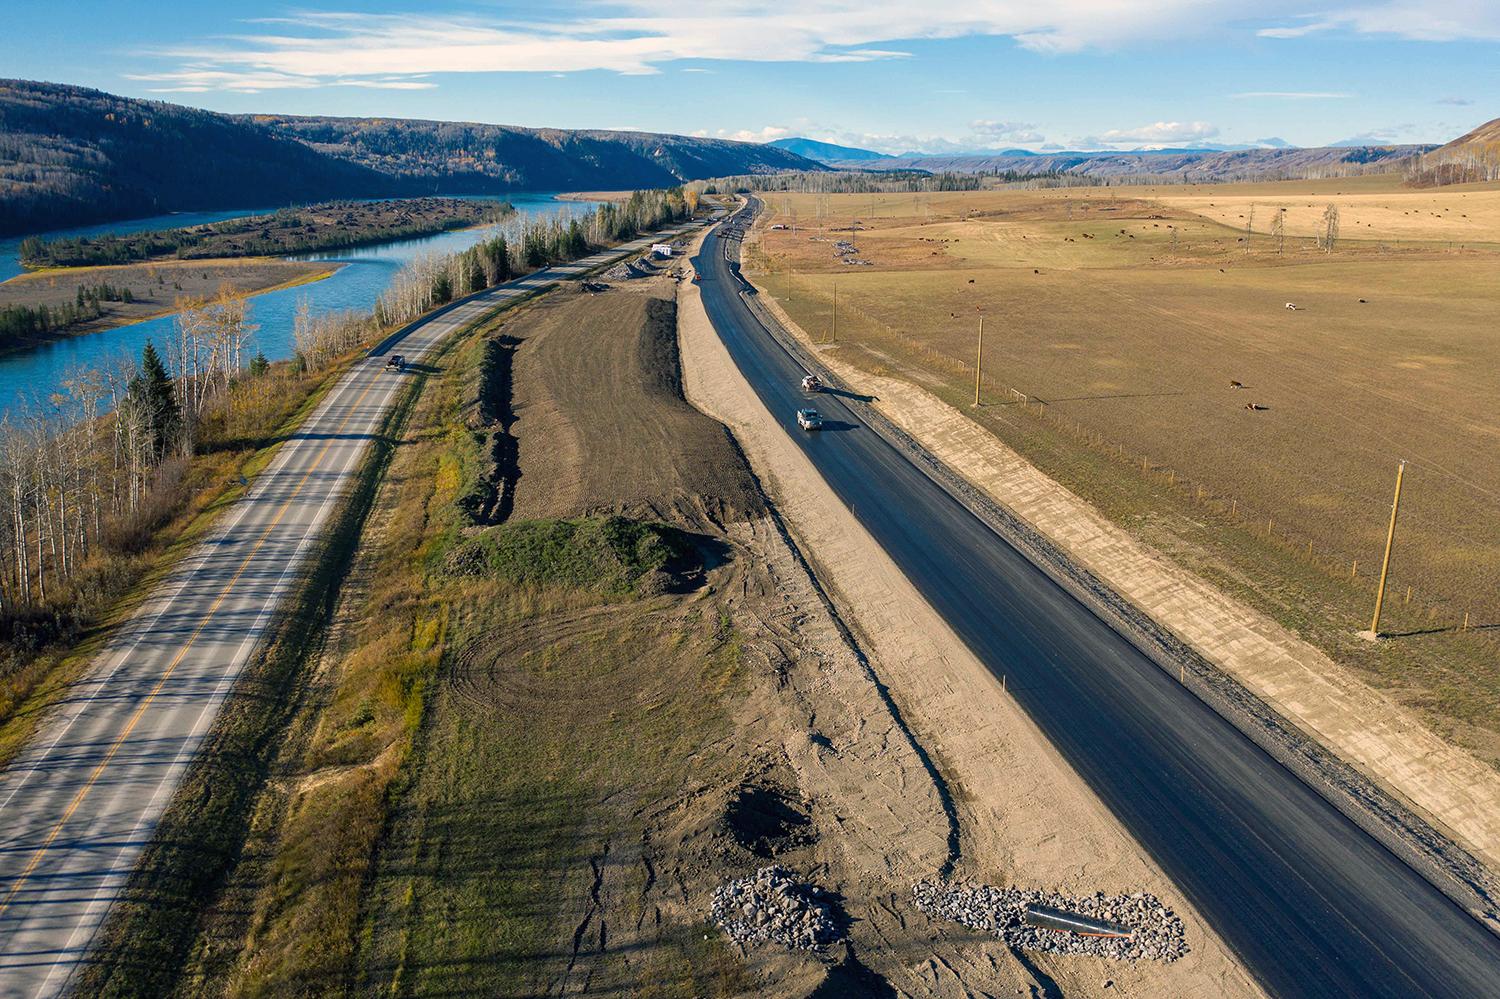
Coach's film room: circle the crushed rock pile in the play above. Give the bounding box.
[601,256,658,281]
[711,866,839,950]
[911,881,1188,962]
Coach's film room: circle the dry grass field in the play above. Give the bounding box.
[747,177,1500,753]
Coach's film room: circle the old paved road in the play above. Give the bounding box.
[0,225,693,999]
[696,199,1500,998]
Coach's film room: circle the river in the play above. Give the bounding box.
[0,193,595,413]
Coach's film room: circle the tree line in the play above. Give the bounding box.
[376,188,694,328]
[692,171,985,195]
[0,281,355,673]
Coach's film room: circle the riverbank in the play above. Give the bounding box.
[0,258,341,353]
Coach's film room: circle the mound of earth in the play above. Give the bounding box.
[501,279,764,526]
[601,256,660,281]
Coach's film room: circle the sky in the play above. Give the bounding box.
[6,1,1498,153]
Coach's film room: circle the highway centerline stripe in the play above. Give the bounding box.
[0,371,383,916]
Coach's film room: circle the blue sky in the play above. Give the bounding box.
[7,1,1498,152]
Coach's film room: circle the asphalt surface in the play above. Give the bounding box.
[0,226,694,999]
[696,203,1500,998]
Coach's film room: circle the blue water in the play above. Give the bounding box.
[0,194,594,413]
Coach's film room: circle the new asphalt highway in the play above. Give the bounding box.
[696,202,1500,997]
[0,226,692,999]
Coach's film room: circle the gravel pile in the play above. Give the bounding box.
[711,866,839,950]
[602,257,657,281]
[911,881,1188,962]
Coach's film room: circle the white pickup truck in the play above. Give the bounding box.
[801,373,823,393]
[796,408,824,431]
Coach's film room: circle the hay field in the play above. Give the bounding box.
[748,180,1500,739]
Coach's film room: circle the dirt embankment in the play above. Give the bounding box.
[503,282,764,526]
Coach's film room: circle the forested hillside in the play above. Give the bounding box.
[250,115,812,192]
[0,80,817,237]
[1408,117,1500,185]
[0,81,395,236]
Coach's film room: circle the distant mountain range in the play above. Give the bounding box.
[769,134,1442,182]
[0,80,819,237]
[767,137,889,162]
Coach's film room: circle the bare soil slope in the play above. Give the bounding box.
[506,282,764,524]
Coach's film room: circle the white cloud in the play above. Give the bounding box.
[1232,91,1351,99]
[1436,96,1474,106]
[1256,22,1336,38]
[970,119,1046,144]
[124,69,437,93]
[1096,121,1220,145]
[133,2,1500,92]
[1260,2,1500,42]
[693,125,795,143]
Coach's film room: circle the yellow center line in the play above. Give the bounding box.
[0,371,384,915]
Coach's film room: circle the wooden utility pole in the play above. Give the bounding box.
[1369,460,1407,637]
[831,281,838,343]
[973,316,985,406]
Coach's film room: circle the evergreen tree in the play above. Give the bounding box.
[491,235,511,281]
[129,340,180,460]
[524,229,549,268]
[249,351,270,377]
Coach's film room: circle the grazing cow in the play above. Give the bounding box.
[1229,380,1244,389]
[1285,302,1299,310]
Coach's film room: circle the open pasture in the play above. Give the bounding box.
[749,181,1500,737]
